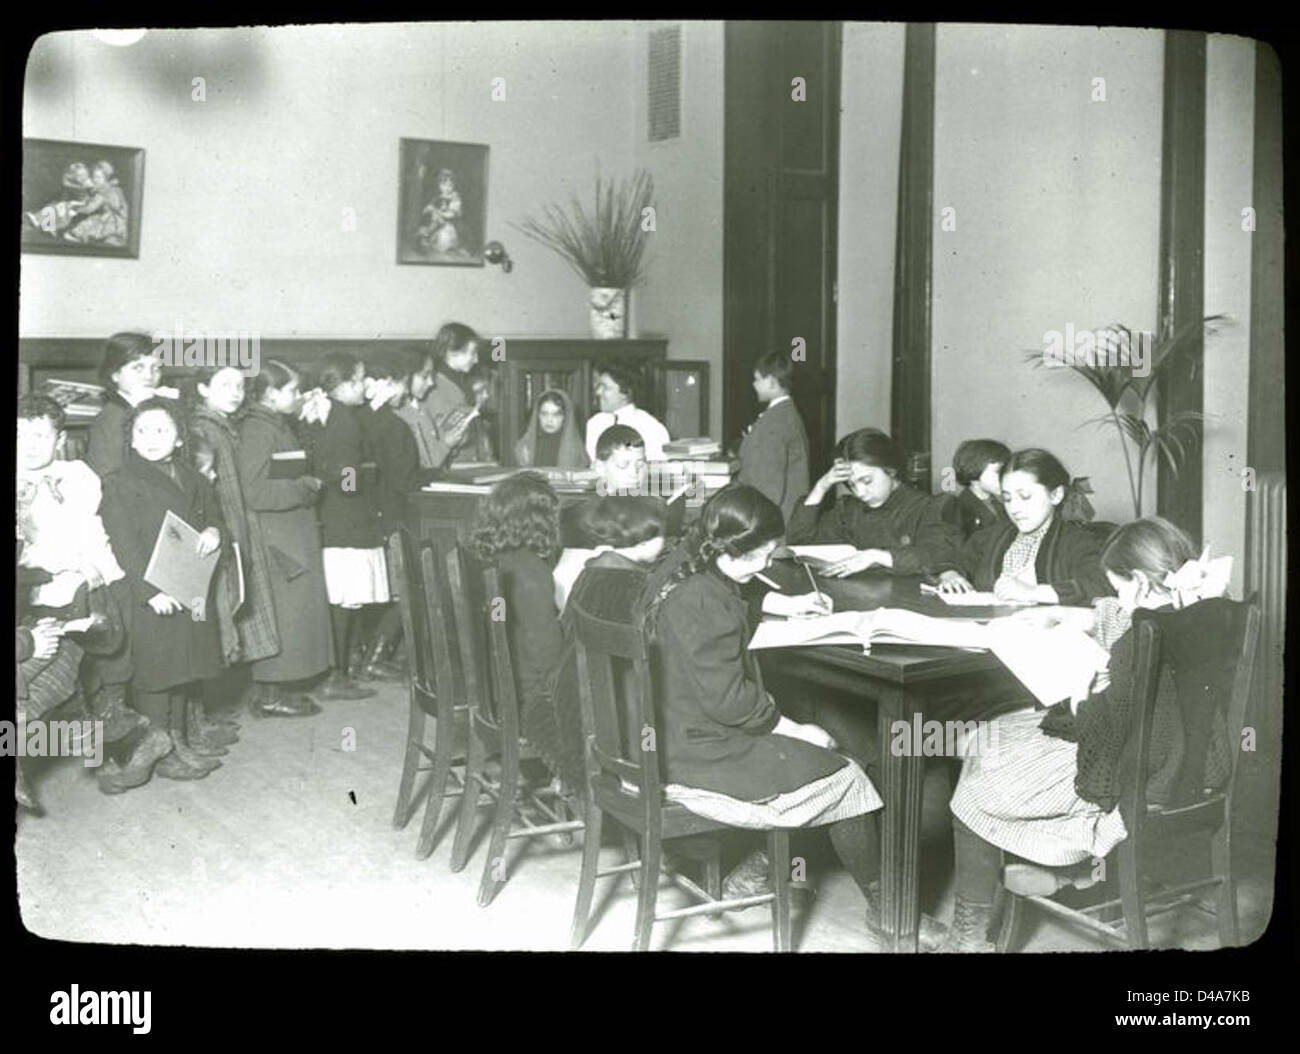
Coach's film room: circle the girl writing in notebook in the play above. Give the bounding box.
[937,447,1111,605]
[938,517,1234,951]
[237,360,334,717]
[642,484,942,947]
[786,429,962,578]
[100,398,225,781]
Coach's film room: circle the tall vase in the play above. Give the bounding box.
[589,287,629,339]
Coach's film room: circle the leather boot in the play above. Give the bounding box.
[863,881,947,951]
[16,762,42,815]
[255,682,322,717]
[358,640,405,682]
[184,697,230,756]
[931,895,996,953]
[98,726,174,794]
[170,732,222,773]
[312,670,376,702]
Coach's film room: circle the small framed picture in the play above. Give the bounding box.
[397,138,489,266]
[22,138,145,258]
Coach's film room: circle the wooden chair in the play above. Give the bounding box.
[568,602,795,952]
[446,549,583,906]
[995,598,1261,950]
[386,529,473,858]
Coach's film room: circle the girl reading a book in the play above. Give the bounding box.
[786,429,962,578]
[938,517,1234,951]
[302,352,386,700]
[236,360,334,717]
[515,388,587,470]
[419,321,488,467]
[642,484,942,946]
[937,448,1111,605]
[100,398,226,780]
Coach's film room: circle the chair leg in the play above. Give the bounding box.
[632,829,662,952]
[392,692,428,829]
[1211,824,1239,948]
[768,829,792,952]
[450,729,487,872]
[623,827,642,892]
[1116,841,1148,949]
[570,801,604,949]
[477,734,521,907]
[415,715,457,860]
[994,890,1022,953]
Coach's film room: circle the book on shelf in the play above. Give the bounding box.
[143,510,221,613]
[37,378,106,418]
[748,607,1108,708]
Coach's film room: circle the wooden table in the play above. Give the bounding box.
[756,560,1034,952]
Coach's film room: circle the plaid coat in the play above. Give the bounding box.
[190,407,281,665]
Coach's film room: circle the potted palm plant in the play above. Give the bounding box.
[1026,314,1228,518]
[513,169,655,339]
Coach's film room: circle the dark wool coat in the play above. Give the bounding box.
[189,406,281,665]
[304,402,383,549]
[1039,599,1236,824]
[237,405,334,683]
[360,405,440,539]
[641,554,848,801]
[957,513,1112,606]
[786,482,963,575]
[737,398,810,528]
[85,392,132,478]
[101,453,224,693]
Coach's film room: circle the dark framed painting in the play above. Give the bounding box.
[397,138,488,266]
[22,138,145,258]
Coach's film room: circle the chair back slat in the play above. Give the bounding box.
[1123,618,1164,825]
[386,529,429,691]
[446,546,496,729]
[571,609,663,808]
[417,542,460,708]
[480,564,521,741]
[1225,600,1262,782]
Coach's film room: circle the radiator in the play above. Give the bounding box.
[1246,472,1286,741]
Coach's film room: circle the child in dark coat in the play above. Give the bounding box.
[101,398,226,780]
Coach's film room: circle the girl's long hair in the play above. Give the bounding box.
[514,388,587,468]
[471,472,562,563]
[643,484,784,629]
[1100,516,1197,583]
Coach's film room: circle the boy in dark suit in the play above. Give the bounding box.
[737,350,810,527]
[944,438,1011,538]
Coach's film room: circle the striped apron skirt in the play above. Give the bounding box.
[949,706,1127,866]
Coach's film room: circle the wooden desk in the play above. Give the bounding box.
[757,561,1033,952]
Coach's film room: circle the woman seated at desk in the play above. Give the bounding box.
[786,429,962,579]
[515,388,587,469]
[584,362,670,462]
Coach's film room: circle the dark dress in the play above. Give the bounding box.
[785,482,963,575]
[641,553,848,801]
[305,402,383,549]
[958,513,1112,605]
[361,404,440,540]
[737,398,811,527]
[237,405,334,682]
[100,454,223,694]
[85,392,132,478]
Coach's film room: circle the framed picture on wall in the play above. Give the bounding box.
[21,138,145,258]
[397,138,489,266]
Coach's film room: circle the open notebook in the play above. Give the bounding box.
[749,608,1108,707]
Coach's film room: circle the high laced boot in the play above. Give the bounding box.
[183,697,230,756]
[358,638,405,683]
[863,881,948,951]
[931,895,996,953]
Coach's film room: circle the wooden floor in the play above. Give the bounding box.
[16,681,1278,952]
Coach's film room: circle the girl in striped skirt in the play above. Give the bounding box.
[940,517,1233,951]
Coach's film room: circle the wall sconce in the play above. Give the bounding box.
[484,240,513,273]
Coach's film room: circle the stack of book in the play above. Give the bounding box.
[38,378,106,420]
